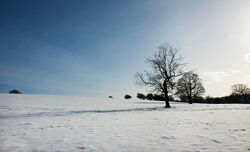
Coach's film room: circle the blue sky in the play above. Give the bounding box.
[0,0,250,98]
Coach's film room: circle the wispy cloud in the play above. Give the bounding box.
[202,71,230,83]
[230,70,240,74]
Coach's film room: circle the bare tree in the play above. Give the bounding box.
[135,44,185,108]
[231,84,250,100]
[176,71,205,104]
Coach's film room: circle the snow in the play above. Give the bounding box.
[0,94,250,152]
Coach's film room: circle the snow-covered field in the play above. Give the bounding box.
[0,94,250,152]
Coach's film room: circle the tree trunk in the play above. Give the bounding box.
[165,100,170,108]
[163,80,171,108]
[188,85,192,104]
[164,92,171,108]
[188,95,192,104]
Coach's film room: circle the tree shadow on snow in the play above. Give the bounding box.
[0,107,165,119]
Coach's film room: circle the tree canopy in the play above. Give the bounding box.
[176,71,205,103]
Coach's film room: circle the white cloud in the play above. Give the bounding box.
[230,70,240,74]
[244,53,250,63]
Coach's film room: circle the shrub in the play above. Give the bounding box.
[146,93,153,100]
[137,93,145,100]
[124,95,132,99]
[153,94,165,101]
[9,89,22,94]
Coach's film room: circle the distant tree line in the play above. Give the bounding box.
[137,93,174,101]
[135,83,250,104]
[192,84,250,104]
[200,94,250,104]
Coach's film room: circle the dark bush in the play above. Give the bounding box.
[152,94,174,101]
[153,94,165,101]
[179,95,203,103]
[146,93,153,100]
[9,89,22,94]
[124,94,132,99]
[137,93,145,100]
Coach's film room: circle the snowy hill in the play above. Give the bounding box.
[0,94,250,152]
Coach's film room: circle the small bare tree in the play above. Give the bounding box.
[231,84,250,98]
[135,44,185,108]
[176,71,205,104]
